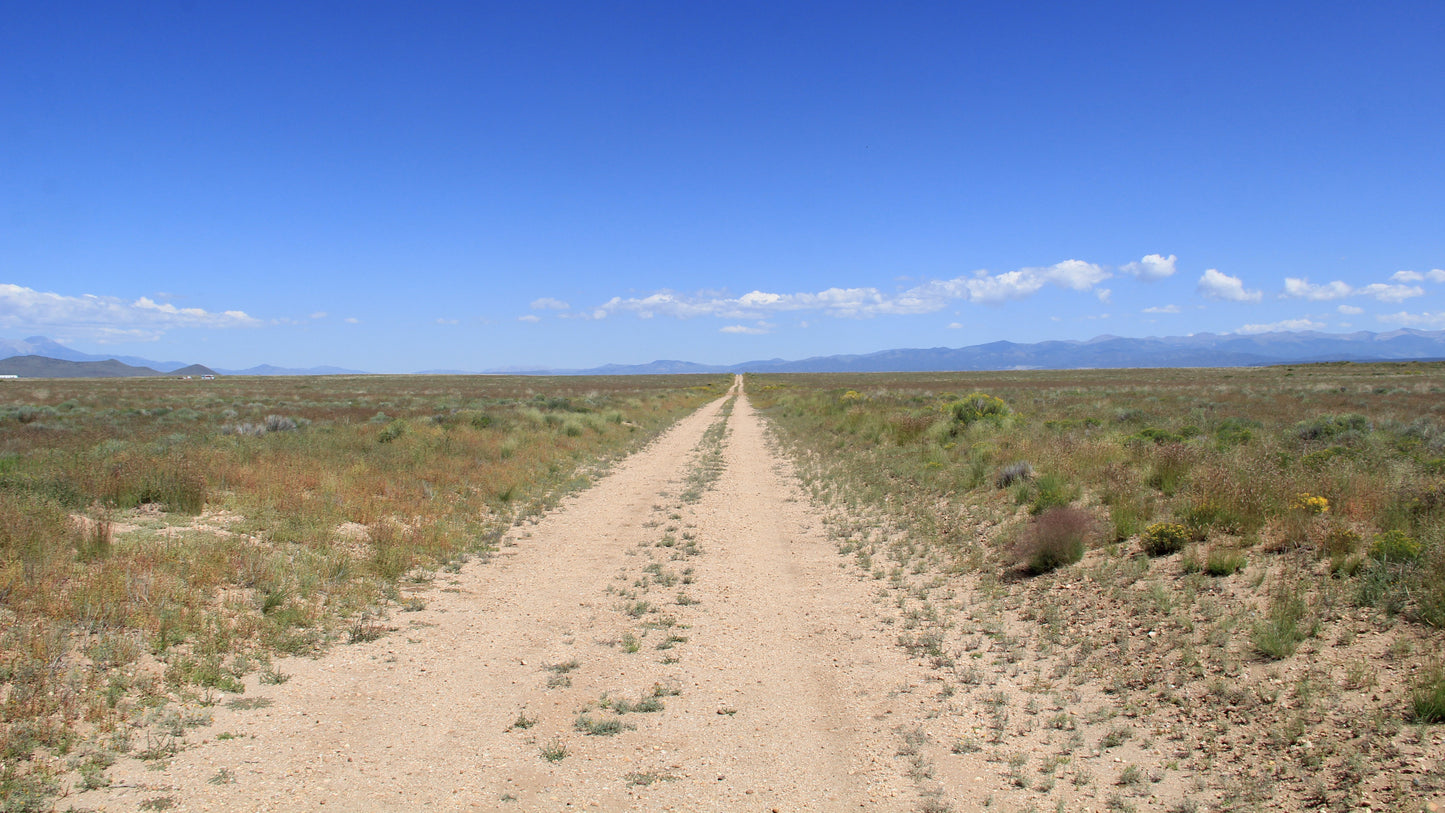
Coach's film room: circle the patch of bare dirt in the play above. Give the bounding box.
[80,377,936,811]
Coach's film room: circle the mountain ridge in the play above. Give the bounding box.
[3,329,1444,378]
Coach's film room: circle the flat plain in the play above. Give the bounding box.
[2,365,1443,812]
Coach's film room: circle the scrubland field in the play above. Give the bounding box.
[750,363,1445,811]
[2,364,1443,812]
[0,374,727,808]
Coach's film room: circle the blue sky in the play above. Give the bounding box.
[3,2,1443,372]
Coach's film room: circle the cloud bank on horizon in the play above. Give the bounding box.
[0,284,260,343]
[508,256,1445,337]
[7,256,1445,349]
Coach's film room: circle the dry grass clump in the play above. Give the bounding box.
[1012,507,1098,574]
[0,373,726,803]
[1412,664,1445,723]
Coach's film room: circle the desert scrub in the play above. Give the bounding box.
[1369,530,1420,563]
[0,373,726,806]
[748,365,1445,810]
[995,460,1033,488]
[946,392,1010,427]
[1013,507,1097,574]
[1140,522,1189,556]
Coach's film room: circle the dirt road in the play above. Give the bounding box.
[87,377,936,811]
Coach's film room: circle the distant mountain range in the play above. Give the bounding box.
[0,355,217,379]
[500,328,1445,375]
[0,336,365,377]
[3,329,1444,379]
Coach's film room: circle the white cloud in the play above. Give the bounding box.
[435,318,459,325]
[1337,305,1364,315]
[1377,311,1445,328]
[959,260,1111,304]
[517,314,541,323]
[595,260,1113,321]
[947,322,964,329]
[1356,282,1423,303]
[1120,253,1177,280]
[310,311,328,320]
[1095,288,1112,303]
[345,317,360,324]
[1197,269,1262,303]
[0,283,261,342]
[530,297,570,310]
[1284,276,1424,303]
[1391,269,1445,283]
[1237,318,1325,334]
[1143,304,1180,314]
[1283,277,1353,301]
[720,322,773,335]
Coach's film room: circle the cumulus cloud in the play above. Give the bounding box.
[1197,269,1262,303]
[1143,304,1180,314]
[1338,305,1363,315]
[1283,278,1353,301]
[1356,282,1424,302]
[1120,253,1177,280]
[1283,277,1423,303]
[594,260,1114,321]
[517,314,541,323]
[1391,269,1445,283]
[1377,311,1445,328]
[957,260,1111,304]
[1237,318,1326,334]
[530,297,570,310]
[0,283,260,342]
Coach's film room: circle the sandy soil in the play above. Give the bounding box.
[81,377,940,811]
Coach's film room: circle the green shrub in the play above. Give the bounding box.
[1294,413,1369,443]
[1127,427,1184,444]
[1370,530,1420,563]
[377,419,408,444]
[1301,446,1352,469]
[947,393,1009,426]
[1214,417,1257,448]
[0,472,88,507]
[1027,472,1079,515]
[1141,522,1189,556]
